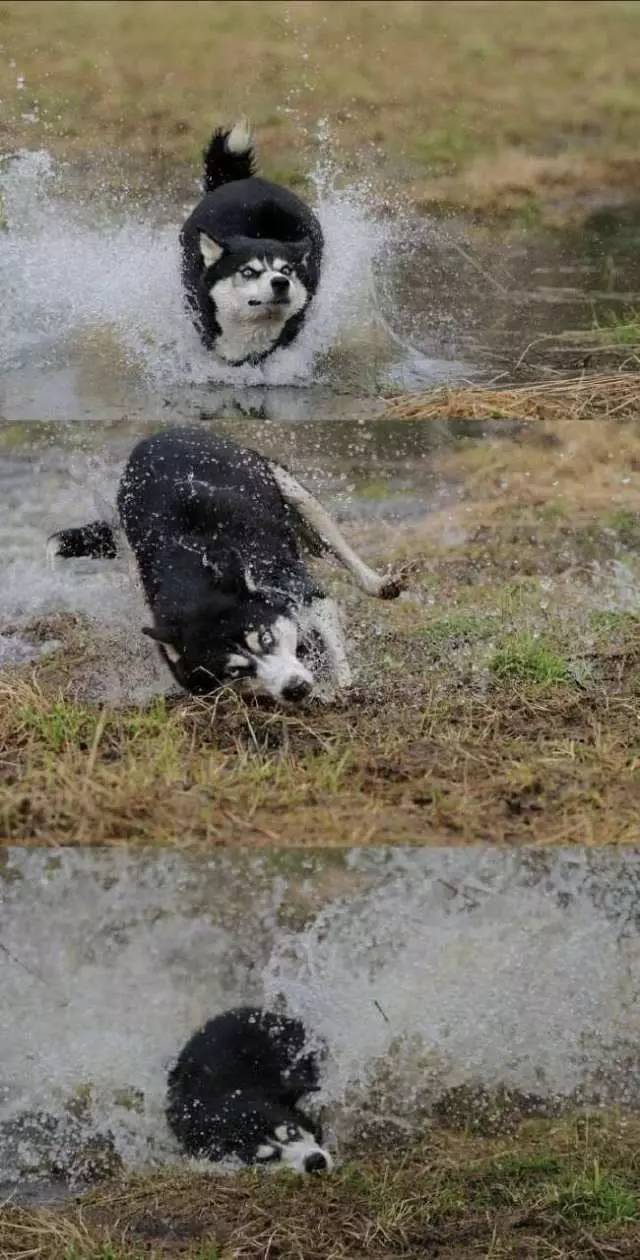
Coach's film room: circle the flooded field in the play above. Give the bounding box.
[1,149,640,423]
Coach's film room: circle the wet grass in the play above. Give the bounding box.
[3,1114,640,1259]
[3,420,640,845]
[1,1,639,221]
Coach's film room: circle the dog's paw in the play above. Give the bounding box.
[377,564,412,600]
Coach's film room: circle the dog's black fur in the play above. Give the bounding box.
[48,428,325,699]
[166,1007,331,1173]
[180,124,323,361]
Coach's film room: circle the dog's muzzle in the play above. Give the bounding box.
[304,1151,330,1174]
[270,275,291,305]
[281,677,312,702]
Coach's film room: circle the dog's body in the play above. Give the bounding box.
[181,122,323,364]
[48,429,404,702]
[166,1007,332,1174]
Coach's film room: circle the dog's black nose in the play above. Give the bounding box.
[281,678,312,702]
[304,1151,328,1174]
[271,275,290,295]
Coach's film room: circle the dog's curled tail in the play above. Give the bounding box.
[202,119,255,192]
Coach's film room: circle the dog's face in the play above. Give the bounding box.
[199,233,311,361]
[255,1121,333,1175]
[232,1103,332,1174]
[144,590,314,702]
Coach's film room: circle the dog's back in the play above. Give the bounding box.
[117,428,302,597]
[167,1007,320,1107]
[166,1007,323,1159]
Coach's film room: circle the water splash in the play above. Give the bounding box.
[1,848,639,1195]
[0,144,429,400]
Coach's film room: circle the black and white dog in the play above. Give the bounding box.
[166,1007,332,1174]
[47,428,404,703]
[181,120,323,364]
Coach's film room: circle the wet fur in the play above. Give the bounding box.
[47,430,406,700]
[166,1007,332,1174]
[180,122,323,363]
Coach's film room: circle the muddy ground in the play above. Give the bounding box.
[2,1113,640,1259]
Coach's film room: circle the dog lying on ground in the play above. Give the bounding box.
[166,1007,332,1174]
[47,428,405,703]
[180,120,323,364]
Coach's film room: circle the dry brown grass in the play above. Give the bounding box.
[2,1114,640,1259]
[1,1,639,217]
[385,373,640,423]
[3,421,640,846]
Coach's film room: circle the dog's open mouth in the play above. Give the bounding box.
[248,298,291,308]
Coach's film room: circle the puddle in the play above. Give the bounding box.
[1,846,639,1201]
[1,151,640,423]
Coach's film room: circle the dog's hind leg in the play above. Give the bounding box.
[270,465,406,600]
[46,520,119,567]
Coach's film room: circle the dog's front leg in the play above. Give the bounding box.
[271,466,406,600]
[305,597,352,690]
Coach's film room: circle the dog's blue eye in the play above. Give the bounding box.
[241,267,259,279]
[280,265,293,276]
[259,629,275,650]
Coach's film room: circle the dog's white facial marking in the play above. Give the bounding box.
[226,117,253,155]
[256,1143,278,1161]
[227,652,251,669]
[209,257,308,364]
[199,233,224,269]
[244,615,313,701]
[277,1130,333,1175]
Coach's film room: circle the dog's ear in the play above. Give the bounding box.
[288,236,312,267]
[199,232,226,269]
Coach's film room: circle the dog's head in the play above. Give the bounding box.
[143,568,314,702]
[228,1099,333,1175]
[198,233,312,361]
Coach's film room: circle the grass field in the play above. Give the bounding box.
[1,1,639,220]
[3,1113,640,1259]
[4,419,640,845]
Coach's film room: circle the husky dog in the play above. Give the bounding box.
[180,120,323,364]
[47,429,405,703]
[166,1007,332,1174]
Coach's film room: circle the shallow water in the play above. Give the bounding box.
[1,846,639,1199]
[2,150,640,423]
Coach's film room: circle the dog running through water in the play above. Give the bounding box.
[47,428,406,703]
[181,120,323,364]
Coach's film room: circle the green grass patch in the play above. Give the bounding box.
[490,632,571,685]
[552,1167,638,1225]
[605,507,640,547]
[18,696,98,753]
[421,612,499,647]
[591,308,640,346]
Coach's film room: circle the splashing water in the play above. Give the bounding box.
[0,145,450,406]
[2,847,640,1195]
